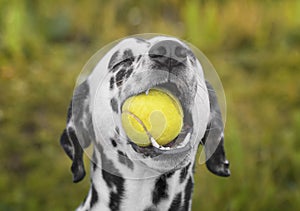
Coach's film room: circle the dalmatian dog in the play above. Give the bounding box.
[60,35,230,211]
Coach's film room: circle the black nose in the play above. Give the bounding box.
[149,40,187,68]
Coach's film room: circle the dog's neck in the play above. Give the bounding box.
[76,147,195,211]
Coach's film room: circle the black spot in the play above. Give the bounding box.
[90,183,98,208]
[168,193,182,211]
[102,170,125,211]
[165,171,175,178]
[179,163,191,184]
[115,127,120,135]
[116,68,127,87]
[118,150,134,170]
[60,129,73,160]
[109,192,123,211]
[200,122,211,146]
[110,77,115,90]
[68,127,86,183]
[183,177,193,211]
[92,152,98,171]
[96,142,124,211]
[92,150,98,171]
[125,67,133,79]
[110,138,117,147]
[123,49,134,60]
[152,174,170,205]
[92,161,97,172]
[96,142,121,176]
[108,51,120,70]
[110,98,118,113]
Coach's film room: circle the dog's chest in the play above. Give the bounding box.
[78,159,194,211]
[123,171,193,211]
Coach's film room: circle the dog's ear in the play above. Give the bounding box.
[60,81,94,183]
[202,81,230,177]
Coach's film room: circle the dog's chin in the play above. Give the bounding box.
[139,150,193,174]
[127,133,194,174]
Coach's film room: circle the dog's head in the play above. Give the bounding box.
[60,35,230,182]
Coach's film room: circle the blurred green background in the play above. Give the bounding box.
[1,0,300,210]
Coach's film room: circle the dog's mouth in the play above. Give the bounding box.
[124,82,194,157]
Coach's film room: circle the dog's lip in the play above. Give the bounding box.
[128,130,192,157]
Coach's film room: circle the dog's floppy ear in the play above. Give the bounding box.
[202,81,230,177]
[60,81,94,183]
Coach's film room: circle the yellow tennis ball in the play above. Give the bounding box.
[121,89,183,147]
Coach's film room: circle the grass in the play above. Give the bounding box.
[0,0,299,210]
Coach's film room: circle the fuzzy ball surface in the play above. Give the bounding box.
[121,89,183,147]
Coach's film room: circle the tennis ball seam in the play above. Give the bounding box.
[122,110,150,135]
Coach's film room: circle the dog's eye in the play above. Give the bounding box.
[112,57,135,70]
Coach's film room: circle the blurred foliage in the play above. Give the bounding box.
[0,0,300,210]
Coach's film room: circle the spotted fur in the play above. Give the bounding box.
[60,36,230,211]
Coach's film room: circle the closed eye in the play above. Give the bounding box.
[111,57,135,71]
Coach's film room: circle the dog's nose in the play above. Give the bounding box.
[149,40,187,68]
